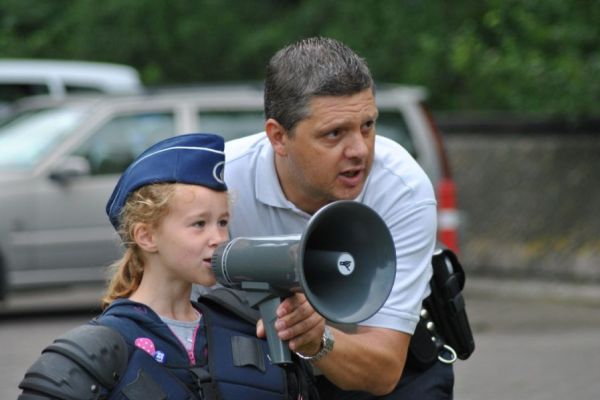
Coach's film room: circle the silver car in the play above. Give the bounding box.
[0,84,457,299]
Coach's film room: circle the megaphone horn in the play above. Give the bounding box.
[211,200,396,364]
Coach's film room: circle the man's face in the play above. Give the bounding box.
[276,89,377,214]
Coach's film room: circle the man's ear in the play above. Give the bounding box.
[132,223,157,253]
[265,118,288,157]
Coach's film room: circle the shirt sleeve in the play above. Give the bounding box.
[359,200,436,334]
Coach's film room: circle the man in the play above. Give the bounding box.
[223,37,453,398]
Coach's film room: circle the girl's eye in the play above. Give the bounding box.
[194,220,206,228]
[219,219,229,228]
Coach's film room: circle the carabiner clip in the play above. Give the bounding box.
[438,344,458,364]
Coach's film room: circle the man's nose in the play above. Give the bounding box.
[344,130,369,159]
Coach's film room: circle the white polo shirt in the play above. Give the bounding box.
[224,132,437,334]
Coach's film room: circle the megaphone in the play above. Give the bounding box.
[211,200,396,364]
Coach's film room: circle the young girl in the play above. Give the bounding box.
[98,132,230,395]
[18,133,313,400]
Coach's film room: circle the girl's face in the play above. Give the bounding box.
[152,183,229,286]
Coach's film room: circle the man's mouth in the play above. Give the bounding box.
[341,170,360,178]
[338,168,365,188]
[340,166,365,180]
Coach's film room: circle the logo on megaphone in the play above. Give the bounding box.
[337,253,355,275]
[211,200,396,364]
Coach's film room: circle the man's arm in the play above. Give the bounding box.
[316,325,410,395]
[258,293,410,396]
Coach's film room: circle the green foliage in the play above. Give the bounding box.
[1,0,598,117]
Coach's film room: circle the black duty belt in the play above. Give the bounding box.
[407,247,476,370]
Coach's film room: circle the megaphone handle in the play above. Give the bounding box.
[258,297,292,365]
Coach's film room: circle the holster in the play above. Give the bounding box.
[407,247,475,370]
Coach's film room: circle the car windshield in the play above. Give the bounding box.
[0,106,86,170]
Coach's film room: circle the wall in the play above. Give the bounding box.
[438,116,600,282]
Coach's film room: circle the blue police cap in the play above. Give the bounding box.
[106,133,227,230]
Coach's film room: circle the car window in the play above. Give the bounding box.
[0,107,86,170]
[64,85,104,94]
[196,110,415,157]
[376,110,416,158]
[197,111,265,141]
[73,112,175,175]
[0,83,50,103]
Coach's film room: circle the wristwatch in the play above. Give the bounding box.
[296,326,334,362]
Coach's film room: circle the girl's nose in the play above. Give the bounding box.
[209,225,229,247]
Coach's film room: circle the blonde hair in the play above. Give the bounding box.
[101,183,176,309]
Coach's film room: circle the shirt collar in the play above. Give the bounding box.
[254,141,295,210]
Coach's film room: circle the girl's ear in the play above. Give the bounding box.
[132,223,157,253]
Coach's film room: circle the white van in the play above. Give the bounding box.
[0,59,143,116]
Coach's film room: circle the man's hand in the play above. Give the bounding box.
[255,293,410,396]
[256,293,324,356]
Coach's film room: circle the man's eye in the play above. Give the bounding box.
[361,120,375,135]
[325,130,340,138]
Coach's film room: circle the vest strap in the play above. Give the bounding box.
[231,335,267,372]
[190,367,221,400]
[122,368,167,400]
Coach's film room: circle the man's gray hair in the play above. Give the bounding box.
[264,37,374,133]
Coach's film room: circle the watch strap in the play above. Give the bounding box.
[295,326,334,362]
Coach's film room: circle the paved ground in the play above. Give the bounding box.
[454,277,600,400]
[2,277,600,399]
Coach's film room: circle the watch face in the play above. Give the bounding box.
[323,326,335,350]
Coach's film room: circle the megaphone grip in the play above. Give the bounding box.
[257,297,292,365]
